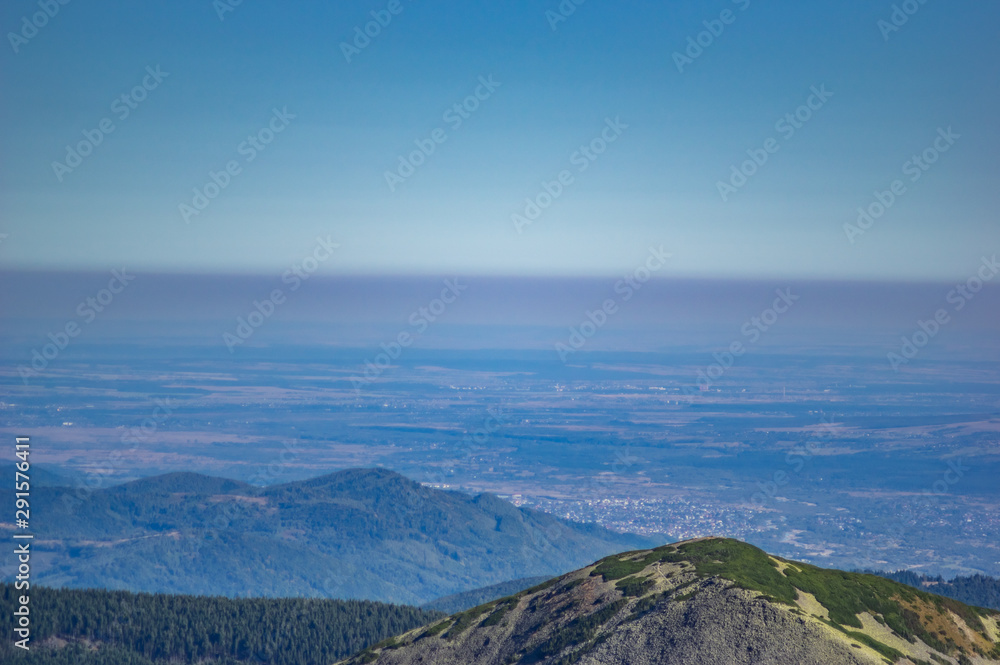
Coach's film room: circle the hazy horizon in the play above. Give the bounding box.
[4,3,1000,658]
[3,0,999,281]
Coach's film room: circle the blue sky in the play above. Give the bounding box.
[2,0,998,280]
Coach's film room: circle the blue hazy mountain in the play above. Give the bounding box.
[30,468,656,605]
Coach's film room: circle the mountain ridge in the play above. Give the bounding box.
[422,576,554,615]
[865,570,1000,612]
[24,467,656,605]
[341,537,1000,665]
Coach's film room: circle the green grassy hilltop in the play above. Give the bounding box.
[343,538,1000,665]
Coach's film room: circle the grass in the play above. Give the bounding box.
[370,636,401,650]
[659,539,798,604]
[784,566,916,629]
[588,538,998,660]
[615,575,655,597]
[838,627,904,664]
[590,556,651,581]
[520,578,559,595]
[482,598,518,627]
[593,539,796,604]
[445,602,495,640]
[625,592,663,621]
[674,590,699,602]
[676,539,999,660]
[419,619,451,639]
[521,599,628,663]
[411,538,998,661]
[935,596,989,637]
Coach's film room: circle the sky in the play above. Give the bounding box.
[2,0,999,280]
